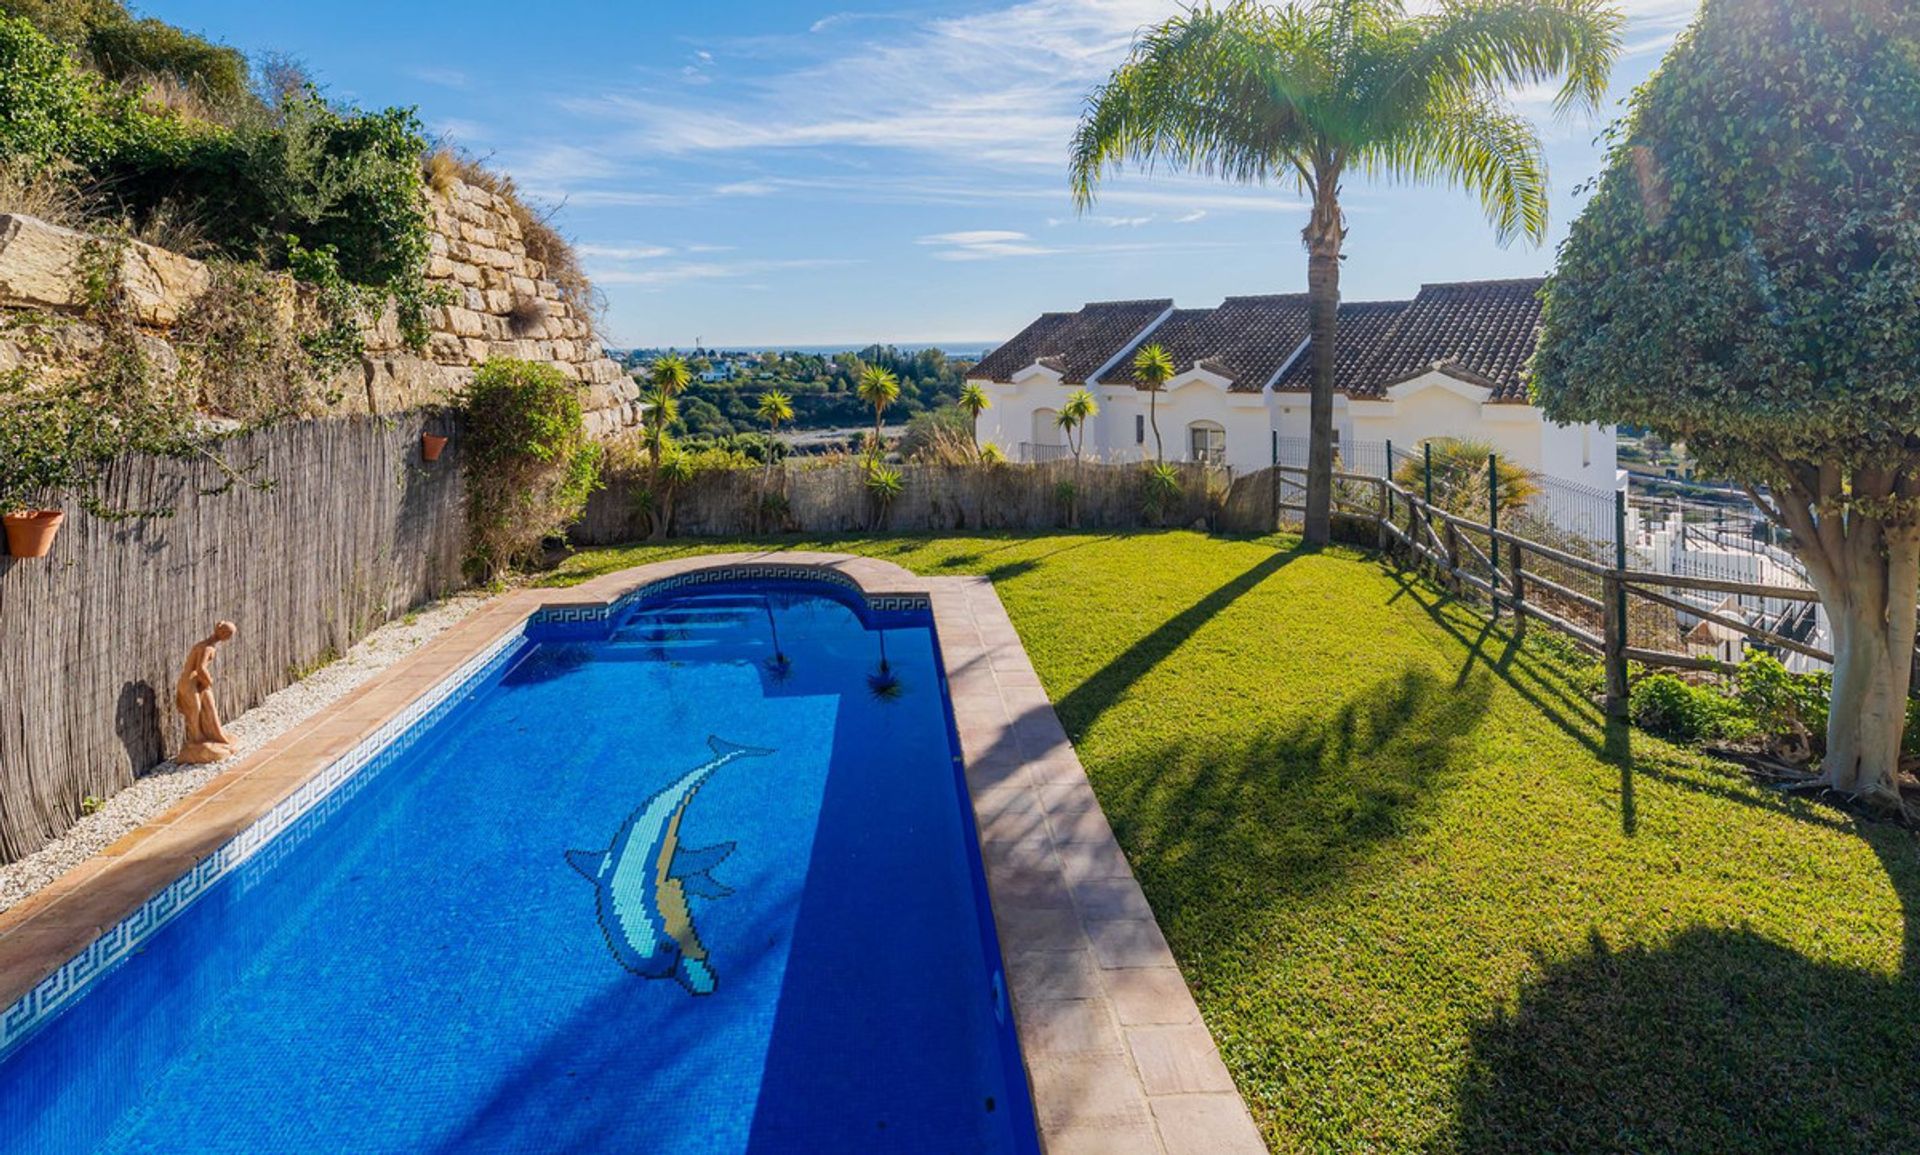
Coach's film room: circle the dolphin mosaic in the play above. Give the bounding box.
[566,735,772,994]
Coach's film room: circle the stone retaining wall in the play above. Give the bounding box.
[0,177,638,435]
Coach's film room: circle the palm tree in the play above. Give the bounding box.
[857,366,900,462]
[642,352,692,489]
[755,389,793,531]
[1056,387,1099,524]
[1131,343,1174,464]
[1070,0,1620,546]
[957,381,992,453]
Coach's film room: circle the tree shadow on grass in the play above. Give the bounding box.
[1099,665,1494,955]
[1439,922,1920,1153]
[1054,544,1305,737]
[1375,564,1920,1152]
[1381,565,1860,839]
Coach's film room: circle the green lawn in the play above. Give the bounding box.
[549,531,1920,1152]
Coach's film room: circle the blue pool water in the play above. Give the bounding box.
[0,580,1036,1153]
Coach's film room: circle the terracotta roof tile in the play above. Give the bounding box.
[1351,277,1545,402]
[1272,300,1412,397]
[972,278,1544,402]
[1103,294,1313,393]
[968,299,1171,385]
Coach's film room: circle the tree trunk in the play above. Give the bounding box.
[1302,171,1344,547]
[1768,467,1920,805]
[1150,389,1162,464]
[1812,530,1919,805]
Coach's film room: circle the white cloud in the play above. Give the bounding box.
[576,244,674,261]
[565,0,1170,169]
[592,257,862,288]
[917,229,1059,260]
[409,66,469,89]
[714,180,780,197]
[1175,209,1207,223]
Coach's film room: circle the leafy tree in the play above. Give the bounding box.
[1131,342,1175,464]
[1070,0,1620,545]
[857,365,900,461]
[957,381,991,449]
[1533,0,1920,805]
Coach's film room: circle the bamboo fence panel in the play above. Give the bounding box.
[573,459,1227,544]
[0,415,465,861]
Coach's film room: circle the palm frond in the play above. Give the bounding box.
[1069,2,1326,207]
[1357,93,1548,244]
[1407,0,1623,116]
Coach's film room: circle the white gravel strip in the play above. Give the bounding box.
[0,592,494,915]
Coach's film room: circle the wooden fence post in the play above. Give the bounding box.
[1488,452,1500,618]
[1444,518,1462,590]
[1376,477,1390,552]
[1603,571,1630,716]
[1605,488,1631,716]
[1510,542,1527,635]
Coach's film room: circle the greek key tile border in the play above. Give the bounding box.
[0,624,529,1063]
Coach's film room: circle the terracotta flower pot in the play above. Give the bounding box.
[421,433,449,463]
[3,510,65,558]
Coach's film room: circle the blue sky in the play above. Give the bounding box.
[146,0,1698,349]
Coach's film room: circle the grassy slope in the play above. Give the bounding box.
[549,532,1920,1152]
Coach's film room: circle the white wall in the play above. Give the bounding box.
[975,368,1620,506]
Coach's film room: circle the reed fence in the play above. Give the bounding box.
[0,415,464,862]
[573,459,1228,544]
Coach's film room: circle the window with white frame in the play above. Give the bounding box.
[1188,421,1226,464]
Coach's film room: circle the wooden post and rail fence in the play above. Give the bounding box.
[1264,461,1851,720]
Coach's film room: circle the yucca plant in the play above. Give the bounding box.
[1054,388,1099,526]
[1071,0,1621,545]
[1141,461,1184,525]
[1131,343,1175,464]
[864,459,903,530]
[857,366,901,463]
[755,388,793,533]
[957,381,992,452]
[1393,437,1540,519]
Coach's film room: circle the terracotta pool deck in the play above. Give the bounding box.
[0,552,1263,1154]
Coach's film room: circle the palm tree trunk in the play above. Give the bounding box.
[1150,389,1162,464]
[1303,176,1343,547]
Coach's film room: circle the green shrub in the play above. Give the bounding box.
[458,359,601,580]
[0,13,111,171]
[1731,653,1829,753]
[85,17,250,113]
[1141,461,1182,522]
[1629,673,1751,745]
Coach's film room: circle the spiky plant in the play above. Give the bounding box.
[957,381,992,451]
[857,366,901,462]
[1131,343,1175,464]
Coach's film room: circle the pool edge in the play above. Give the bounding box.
[0,551,1264,1155]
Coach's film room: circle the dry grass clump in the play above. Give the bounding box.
[422,146,598,327]
[176,260,338,423]
[506,292,547,336]
[0,163,94,229]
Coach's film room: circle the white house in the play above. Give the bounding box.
[967,277,1620,500]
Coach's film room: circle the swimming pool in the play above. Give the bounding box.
[0,577,1037,1152]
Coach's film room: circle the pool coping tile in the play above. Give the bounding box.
[0,553,1259,1154]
